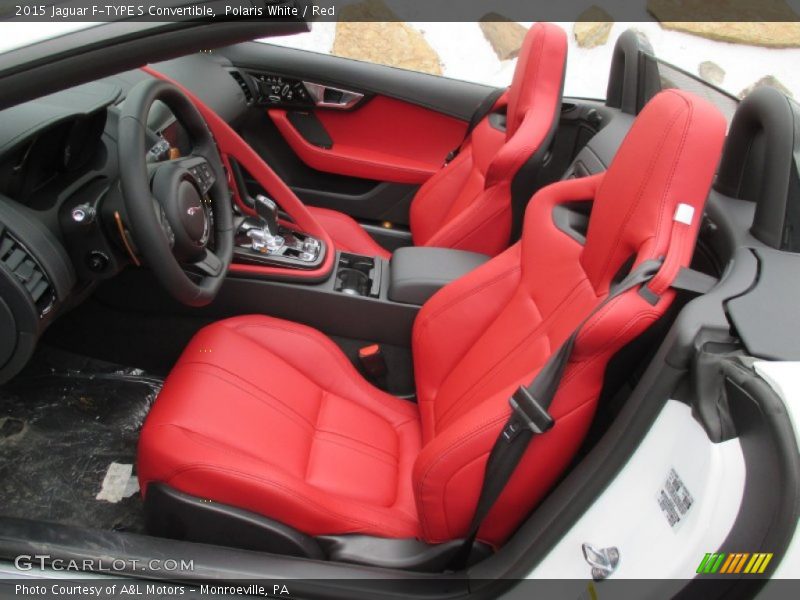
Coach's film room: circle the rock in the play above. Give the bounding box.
[660,75,679,91]
[739,75,794,99]
[573,6,614,48]
[332,0,442,76]
[648,0,800,48]
[698,61,725,86]
[479,12,528,60]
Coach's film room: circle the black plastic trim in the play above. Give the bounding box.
[217,42,492,121]
[552,200,592,245]
[388,247,490,306]
[605,29,660,116]
[318,535,492,573]
[715,86,800,252]
[679,359,800,599]
[726,248,800,360]
[145,484,325,559]
[286,110,334,149]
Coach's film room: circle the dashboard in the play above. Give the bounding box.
[0,54,251,383]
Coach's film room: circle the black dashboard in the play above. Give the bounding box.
[0,52,252,383]
[0,110,108,211]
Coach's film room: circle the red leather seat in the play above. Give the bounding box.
[308,22,568,260]
[138,90,726,547]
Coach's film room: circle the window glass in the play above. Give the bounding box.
[263,21,800,103]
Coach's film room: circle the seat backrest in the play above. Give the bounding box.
[409,22,567,256]
[411,90,727,546]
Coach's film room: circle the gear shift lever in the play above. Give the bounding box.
[247,194,284,253]
[254,194,280,237]
[233,193,323,267]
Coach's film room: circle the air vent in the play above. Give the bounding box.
[0,227,55,317]
[229,70,254,105]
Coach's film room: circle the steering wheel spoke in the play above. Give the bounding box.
[153,197,176,249]
[175,155,216,196]
[184,248,224,279]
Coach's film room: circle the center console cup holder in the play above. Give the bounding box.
[334,253,381,298]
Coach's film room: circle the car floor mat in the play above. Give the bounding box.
[0,346,162,533]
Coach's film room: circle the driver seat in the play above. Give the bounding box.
[137,90,726,551]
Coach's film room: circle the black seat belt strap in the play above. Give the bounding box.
[444,87,506,165]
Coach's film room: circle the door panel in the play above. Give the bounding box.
[269,95,467,184]
[217,42,495,225]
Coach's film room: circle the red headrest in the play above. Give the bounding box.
[581,90,727,292]
[506,22,568,139]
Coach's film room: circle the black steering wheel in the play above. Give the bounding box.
[118,79,233,307]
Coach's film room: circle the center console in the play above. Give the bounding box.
[221,242,490,347]
[234,194,325,270]
[387,247,491,305]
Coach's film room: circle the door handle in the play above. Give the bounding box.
[303,82,364,110]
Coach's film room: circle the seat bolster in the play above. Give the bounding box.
[143,421,421,538]
[412,245,522,428]
[215,316,415,419]
[409,148,477,247]
[421,183,512,256]
[411,382,597,545]
[307,206,391,259]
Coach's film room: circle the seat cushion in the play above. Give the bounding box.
[138,315,421,538]
[308,206,391,259]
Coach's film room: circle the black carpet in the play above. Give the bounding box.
[0,348,161,532]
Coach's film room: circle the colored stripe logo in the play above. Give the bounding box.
[697,552,773,574]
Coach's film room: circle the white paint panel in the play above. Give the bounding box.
[529,400,745,580]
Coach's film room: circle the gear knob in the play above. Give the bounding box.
[254,194,280,236]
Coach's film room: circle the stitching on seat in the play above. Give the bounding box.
[228,320,416,424]
[174,363,316,431]
[162,463,418,536]
[413,264,521,335]
[314,428,399,464]
[652,93,694,259]
[155,423,292,474]
[430,197,508,251]
[415,413,507,538]
[413,264,522,404]
[304,388,326,482]
[311,434,399,469]
[559,311,660,388]
[434,277,589,428]
[441,451,490,537]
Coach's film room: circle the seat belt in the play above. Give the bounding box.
[444,87,506,165]
[450,215,719,567]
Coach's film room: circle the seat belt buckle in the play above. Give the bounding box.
[443,149,458,165]
[504,386,555,441]
[358,344,387,380]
